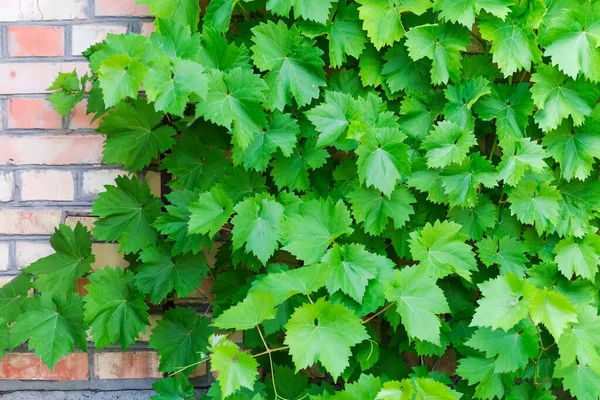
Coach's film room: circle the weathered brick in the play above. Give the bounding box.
[0,62,89,95]
[0,172,15,202]
[0,276,16,288]
[145,171,162,197]
[0,353,89,380]
[0,243,10,271]
[0,135,104,165]
[8,98,62,130]
[20,170,74,201]
[189,362,208,378]
[82,169,128,197]
[0,209,62,235]
[65,216,96,231]
[72,24,128,56]
[15,241,53,269]
[70,99,101,129]
[0,0,87,22]
[139,314,161,342]
[91,243,129,271]
[95,0,150,16]
[94,352,161,379]
[141,22,156,37]
[8,26,64,57]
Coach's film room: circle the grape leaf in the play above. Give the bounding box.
[555,364,600,400]
[443,76,491,131]
[382,42,432,94]
[198,27,252,72]
[267,0,338,24]
[508,182,562,235]
[434,0,512,27]
[421,121,477,168]
[213,291,277,330]
[210,334,259,397]
[477,236,529,278]
[457,357,505,400]
[497,138,548,186]
[152,375,195,400]
[553,234,600,281]
[441,154,499,208]
[556,305,600,374]
[98,54,146,107]
[530,288,578,340]
[138,0,200,32]
[0,274,30,323]
[188,186,234,238]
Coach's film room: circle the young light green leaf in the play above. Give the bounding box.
[421,121,477,168]
[266,0,337,24]
[434,0,512,27]
[477,236,529,278]
[555,364,600,400]
[530,288,578,340]
[213,291,277,330]
[556,305,600,374]
[138,0,200,32]
[98,54,146,107]
[188,186,234,238]
[209,334,259,397]
[553,234,600,281]
[497,138,548,186]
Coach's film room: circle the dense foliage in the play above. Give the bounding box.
[2,0,600,398]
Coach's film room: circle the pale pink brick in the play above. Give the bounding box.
[141,22,156,37]
[0,276,16,288]
[65,216,96,231]
[95,0,150,16]
[0,62,89,95]
[0,0,87,22]
[8,98,62,130]
[0,243,9,271]
[8,26,64,57]
[91,243,129,271]
[0,135,104,165]
[72,24,128,56]
[20,170,74,201]
[0,172,15,202]
[0,209,61,235]
[94,352,161,379]
[0,353,89,381]
[82,169,129,197]
[70,99,101,129]
[15,241,54,269]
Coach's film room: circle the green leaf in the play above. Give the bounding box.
[138,0,200,32]
[443,76,491,131]
[356,0,432,49]
[477,236,529,278]
[84,267,149,350]
[149,307,213,374]
[267,0,338,24]
[249,263,330,305]
[347,186,415,236]
[530,64,598,132]
[210,334,259,397]
[475,83,535,143]
[457,357,505,400]
[0,274,31,323]
[471,273,538,331]
[251,21,326,110]
[98,98,177,171]
[556,305,600,374]
[415,378,458,399]
[204,0,236,33]
[48,92,81,117]
[465,322,538,373]
[434,0,512,27]
[188,186,234,238]
[284,298,368,379]
[448,195,498,241]
[198,27,252,72]
[384,266,450,345]
[441,154,499,208]
[152,375,195,400]
[555,364,600,400]
[280,198,354,264]
[92,175,163,254]
[321,243,394,303]
[195,68,267,149]
[232,195,284,264]
[409,220,478,281]
[375,379,413,400]
[382,42,432,94]
[543,117,600,181]
[530,288,578,340]
[11,294,86,370]
[508,182,562,234]
[553,234,600,281]
[306,91,358,147]
[421,121,477,168]
[336,374,381,399]
[148,19,200,61]
[98,54,146,107]
[135,246,208,304]
[356,128,411,196]
[213,291,277,330]
[326,1,368,67]
[404,22,471,85]
[24,223,93,294]
[497,138,548,186]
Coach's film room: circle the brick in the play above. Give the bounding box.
[0,243,9,271]
[70,99,101,129]
[145,171,162,197]
[139,315,161,342]
[0,62,89,95]
[76,277,91,296]
[15,241,53,269]
[189,362,208,378]
[65,216,97,231]
[0,276,16,287]
[20,170,74,201]
[8,26,64,57]
[0,209,61,235]
[141,22,156,37]
[0,134,104,165]
[72,24,128,56]
[7,98,62,130]
[0,353,89,380]
[82,169,129,197]
[91,243,129,271]
[94,352,161,379]
[95,0,150,16]
[0,172,15,202]
[0,0,87,22]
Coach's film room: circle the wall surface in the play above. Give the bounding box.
[0,0,209,392]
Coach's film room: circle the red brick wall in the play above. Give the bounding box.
[0,0,190,387]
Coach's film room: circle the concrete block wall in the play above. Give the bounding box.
[0,0,206,390]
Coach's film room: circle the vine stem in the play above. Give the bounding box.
[256,325,293,400]
[253,346,290,358]
[529,317,556,386]
[361,301,396,324]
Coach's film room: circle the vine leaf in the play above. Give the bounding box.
[555,364,600,400]
[149,307,213,374]
[138,0,201,33]
[553,234,600,281]
[210,334,259,397]
[188,186,234,238]
[556,305,600,374]
[213,291,278,330]
[266,0,337,24]
[421,121,476,168]
[384,266,450,345]
[476,236,529,278]
[530,288,578,340]
[84,267,149,350]
[151,375,195,400]
[433,0,512,27]
[284,298,368,379]
[98,54,146,107]
[497,137,548,186]
[507,182,562,235]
